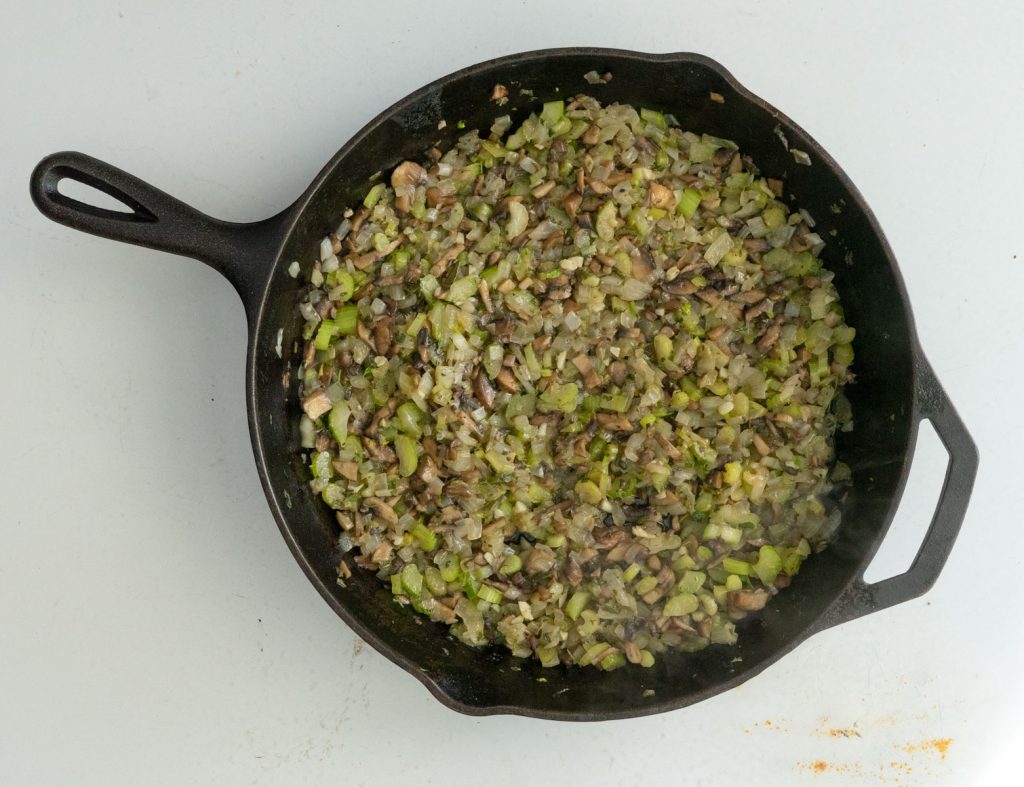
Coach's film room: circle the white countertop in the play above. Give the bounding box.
[2,2,1020,784]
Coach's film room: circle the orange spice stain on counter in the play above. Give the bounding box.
[820,726,862,738]
[898,738,953,761]
[799,759,915,785]
[746,718,789,733]
[798,760,866,777]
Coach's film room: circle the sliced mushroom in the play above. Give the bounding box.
[373,317,393,356]
[430,243,465,277]
[391,161,427,189]
[334,461,359,481]
[302,389,333,420]
[571,353,601,389]
[364,497,399,527]
[595,413,634,432]
[478,279,493,313]
[563,191,582,219]
[729,589,769,611]
[757,324,781,352]
[523,544,557,575]
[564,556,583,587]
[473,371,497,410]
[495,368,518,393]
[648,181,675,210]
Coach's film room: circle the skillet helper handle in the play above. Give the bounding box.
[827,356,978,627]
[30,151,284,310]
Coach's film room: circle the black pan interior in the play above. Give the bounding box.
[249,51,916,719]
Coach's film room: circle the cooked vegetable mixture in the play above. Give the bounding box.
[296,95,854,670]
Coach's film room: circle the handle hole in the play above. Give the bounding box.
[57,177,136,214]
[863,419,947,583]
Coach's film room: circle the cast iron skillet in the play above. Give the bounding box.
[30,48,978,721]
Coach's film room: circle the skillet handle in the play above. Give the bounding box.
[30,151,288,313]
[824,356,978,627]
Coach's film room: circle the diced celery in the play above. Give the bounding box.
[540,100,565,128]
[762,206,786,230]
[537,646,560,667]
[424,566,447,596]
[676,570,706,594]
[363,183,386,208]
[438,552,461,583]
[335,304,358,335]
[719,525,743,545]
[401,564,423,597]
[754,545,782,585]
[833,343,854,368]
[477,584,503,604]
[599,393,630,413]
[396,401,423,437]
[395,434,419,477]
[653,333,673,362]
[328,401,350,444]
[410,522,437,551]
[832,325,856,345]
[640,107,667,130]
[388,247,410,271]
[500,554,522,575]
[575,479,603,506]
[404,312,427,338]
[484,449,516,475]
[310,450,332,479]
[470,201,493,223]
[782,551,804,576]
[634,576,659,595]
[673,554,696,573]
[420,274,440,301]
[565,591,590,621]
[446,275,479,305]
[313,319,337,350]
[663,593,699,617]
[506,201,529,238]
[677,188,702,219]
[538,382,579,414]
[722,557,751,576]
[596,201,618,241]
[333,271,356,302]
[688,140,716,163]
[600,652,626,671]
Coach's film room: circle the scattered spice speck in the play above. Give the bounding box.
[898,738,953,761]
[818,726,862,739]
[798,760,866,778]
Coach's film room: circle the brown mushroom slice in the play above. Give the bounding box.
[302,389,333,420]
[571,353,601,389]
[474,371,497,410]
[729,589,769,611]
[523,544,557,575]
